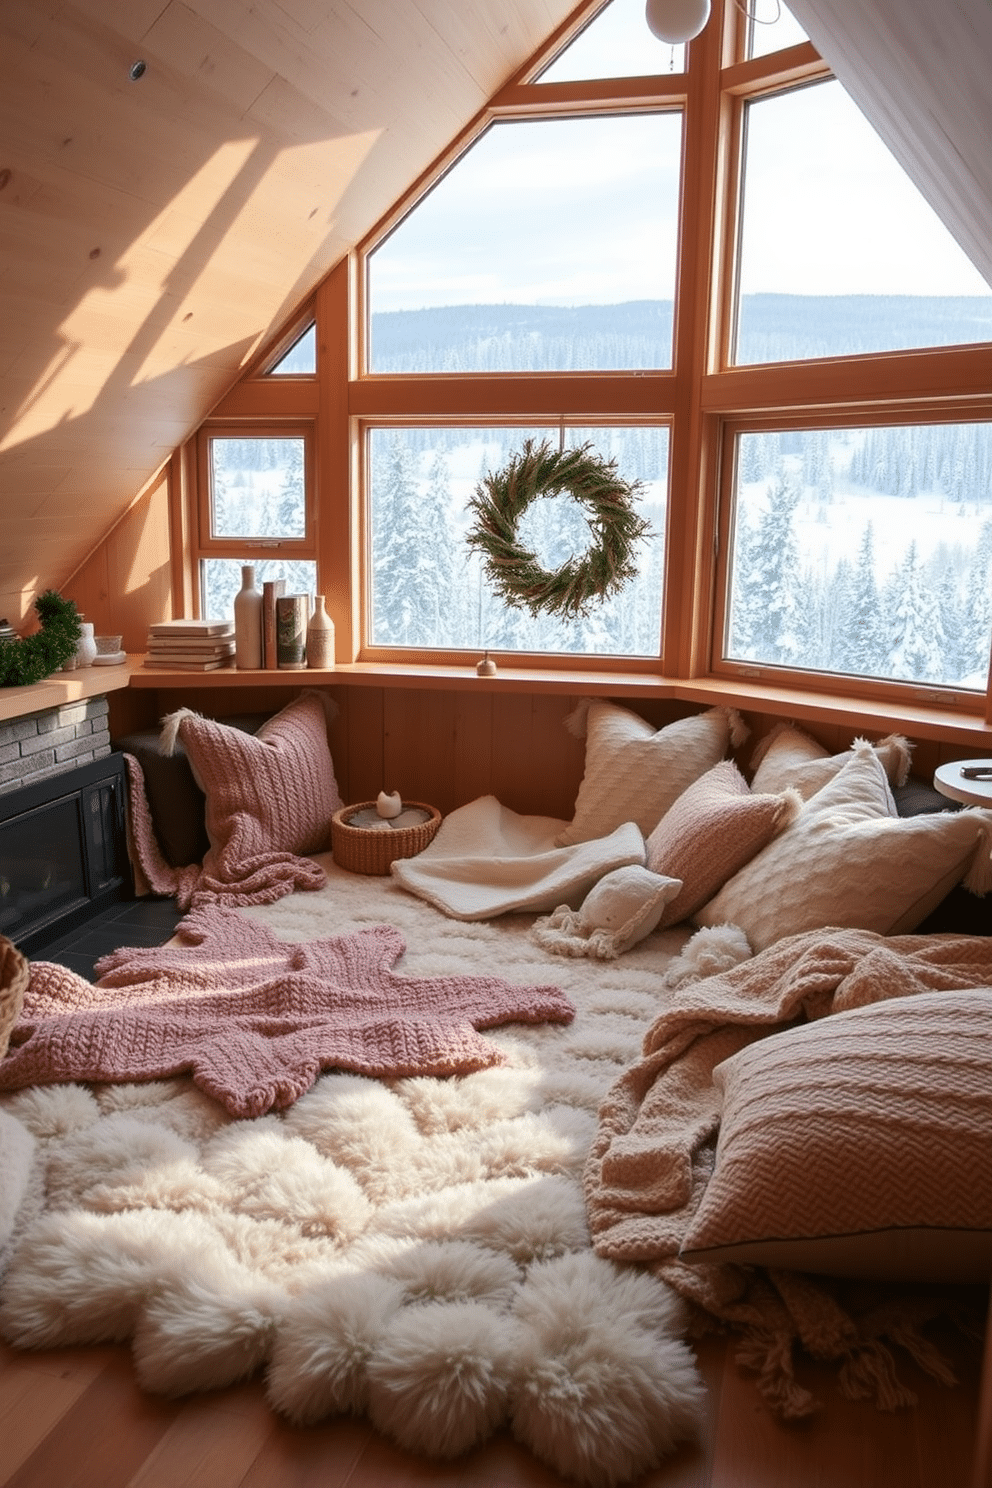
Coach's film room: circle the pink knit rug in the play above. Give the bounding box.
[5,906,574,1117]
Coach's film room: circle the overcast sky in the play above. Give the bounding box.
[371,0,990,311]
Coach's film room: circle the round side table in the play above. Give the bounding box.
[933,759,992,807]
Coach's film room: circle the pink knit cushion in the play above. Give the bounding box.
[680,990,992,1282]
[161,692,342,905]
[645,760,797,927]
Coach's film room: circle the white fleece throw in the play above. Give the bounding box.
[390,794,646,920]
[0,855,704,1487]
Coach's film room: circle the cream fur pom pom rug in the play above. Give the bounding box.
[0,857,705,1487]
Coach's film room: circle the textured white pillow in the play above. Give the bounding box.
[680,990,992,1282]
[749,723,911,800]
[556,702,745,847]
[694,742,992,951]
[531,866,683,960]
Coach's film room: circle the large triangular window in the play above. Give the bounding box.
[367,111,682,375]
[734,77,992,363]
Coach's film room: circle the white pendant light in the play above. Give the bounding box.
[644,0,711,44]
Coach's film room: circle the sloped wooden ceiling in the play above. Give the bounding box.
[3,0,991,632]
[0,0,577,627]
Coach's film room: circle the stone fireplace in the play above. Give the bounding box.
[0,697,131,955]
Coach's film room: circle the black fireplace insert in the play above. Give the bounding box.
[0,754,133,956]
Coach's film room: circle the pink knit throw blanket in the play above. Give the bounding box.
[123,694,342,911]
[4,907,574,1117]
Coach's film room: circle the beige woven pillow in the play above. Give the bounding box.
[694,742,992,951]
[749,723,912,800]
[645,760,799,927]
[556,702,745,847]
[680,989,992,1282]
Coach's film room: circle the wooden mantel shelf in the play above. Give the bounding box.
[0,656,137,724]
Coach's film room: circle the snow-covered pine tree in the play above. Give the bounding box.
[884,540,948,683]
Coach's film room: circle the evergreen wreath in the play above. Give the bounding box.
[466,439,653,621]
[0,591,82,688]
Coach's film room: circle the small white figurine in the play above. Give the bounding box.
[376,789,403,819]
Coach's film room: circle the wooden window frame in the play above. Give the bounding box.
[191,421,319,615]
[355,414,672,672]
[708,409,992,712]
[174,0,992,735]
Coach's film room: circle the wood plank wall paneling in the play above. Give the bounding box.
[341,685,385,807]
[107,683,970,823]
[64,469,173,654]
[451,688,495,809]
[0,0,582,620]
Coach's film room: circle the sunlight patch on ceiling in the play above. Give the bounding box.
[125,127,382,386]
[0,140,261,453]
[1,126,382,452]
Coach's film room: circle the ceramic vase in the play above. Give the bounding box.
[306,594,335,669]
[276,593,308,669]
[74,621,97,668]
[233,564,263,669]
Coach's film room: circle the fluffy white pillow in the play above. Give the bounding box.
[531,866,683,959]
[556,702,746,847]
[680,990,992,1282]
[749,723,911,800]
[694,742,992,951]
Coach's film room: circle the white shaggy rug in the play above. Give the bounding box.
[0,856,705,1486]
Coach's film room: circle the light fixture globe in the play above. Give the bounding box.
[644,0,711,44]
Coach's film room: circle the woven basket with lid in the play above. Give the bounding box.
[330,801,441,875]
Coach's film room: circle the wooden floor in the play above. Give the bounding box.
[0,1316,983,1488]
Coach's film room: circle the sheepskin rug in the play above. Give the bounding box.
[0,855,706,1486]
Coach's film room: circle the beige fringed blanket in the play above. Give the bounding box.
[584,926,992,1416]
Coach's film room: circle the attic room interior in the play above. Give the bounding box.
[2,0,992,1485]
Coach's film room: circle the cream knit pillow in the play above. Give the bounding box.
[694,742,992,951]
[680,989,992,1282]
[749,723,912,800]
[645,760,799,927]
[556,702,746,847]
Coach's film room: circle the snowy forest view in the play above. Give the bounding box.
[202,435,315,624]
[729,427,992,690]
[204,297,992,689]
[369,424,667,657]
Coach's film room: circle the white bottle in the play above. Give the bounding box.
[233,565,263,669]
[74,621,97,668]
[306,594,335,669]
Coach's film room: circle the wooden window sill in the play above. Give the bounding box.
[126,658,992,749]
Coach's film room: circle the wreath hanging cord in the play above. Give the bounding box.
[466,439,653,621]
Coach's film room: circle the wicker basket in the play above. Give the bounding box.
[331,801,442,875]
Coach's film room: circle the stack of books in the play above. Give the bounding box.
[144,619,236,670]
